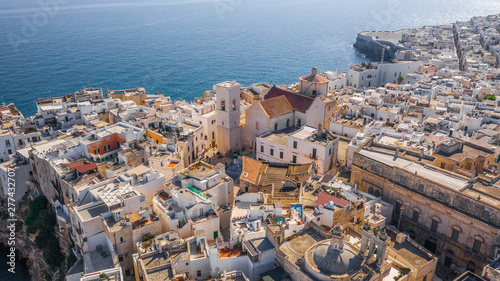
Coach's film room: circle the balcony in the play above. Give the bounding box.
[55,207,71,229]
[419,225,445,240]
[463,246,485,261]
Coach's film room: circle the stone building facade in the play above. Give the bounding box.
[351,138,500,274]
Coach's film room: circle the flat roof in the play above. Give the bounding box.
[261,132,288,146]
[243,238,274,256]
[78,203,109,221]
[358,148,469,191]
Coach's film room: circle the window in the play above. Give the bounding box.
[104,144,110,152]
[292,155,297,163]
[116,142,120,148]
[94,148,99,154]
[412,210,419,222]
[212,132,215,139]
[197,270,202,277]
[120,237,124,243]
[395,202,402,215]
[431,219,439,233]
[293,141,297,149]
[221,99,225,111]
[329,148,332,155]
[7,149,12,155]
[473,239,482,254]
[312,148,317,159]
[261,145,264,153]
[270,148,274,156]
[274,123,279,131]
[280,151,283,159]
[119,255,123,262]
[5,140,10,147]
[438,192,444,200]
[418,184,424,192]
[451,229,459,241]
[286,119,290,127]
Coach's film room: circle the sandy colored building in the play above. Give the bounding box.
[351,138,500,274]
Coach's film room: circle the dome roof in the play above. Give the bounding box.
[311,243,363,276]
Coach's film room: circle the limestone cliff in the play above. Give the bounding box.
[0,195,71,281]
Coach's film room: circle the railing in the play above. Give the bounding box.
[463,246,485,261]
[186,185,208,200]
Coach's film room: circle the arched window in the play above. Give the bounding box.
[286,119,290,127]
[368,187,374,195]
[374,189,381,197]
[256,122,259,130]
[232,99,236,110]
[274,123,278,131]
[221,99,226,111]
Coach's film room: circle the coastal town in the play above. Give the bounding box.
[2,13,500,281]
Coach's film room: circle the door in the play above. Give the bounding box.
[424,239,437,254]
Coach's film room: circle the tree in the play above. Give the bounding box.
[484,94,496,101]
[397,75,404,84]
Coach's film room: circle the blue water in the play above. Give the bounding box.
[0,0,499,117]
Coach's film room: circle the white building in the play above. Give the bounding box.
[347,61,422,88]
[256,126,339,175]
[216,81,243,155]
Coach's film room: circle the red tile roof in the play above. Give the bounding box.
[300,73,329,83]
[265,86,315,114]
[66,161,98,173]
[317,191,350,208]
[259,95,293,118]
[241,156,264,185]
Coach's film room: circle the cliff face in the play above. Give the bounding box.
[0,195,71,281]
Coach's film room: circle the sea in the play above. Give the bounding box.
[0,0,500,117]
[0,0,500,277]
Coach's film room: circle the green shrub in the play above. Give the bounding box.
[66,250,77,270]
[24,196,64,269]
[484,94,496,100]
[141,233,155,242]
